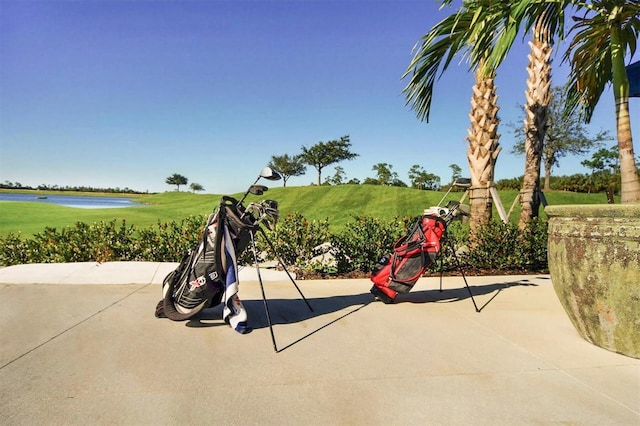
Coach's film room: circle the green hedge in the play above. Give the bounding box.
[0,214,548,275]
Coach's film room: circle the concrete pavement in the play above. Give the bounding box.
[1,262,639,425]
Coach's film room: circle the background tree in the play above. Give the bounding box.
[372,163,397,185]
[300,135,358,186]
[409,164,425,189]
[509,86,612,191]
[165,173,188,191]
[189,182,204,193]
[409,164,441,190]
[324,166,346,185]
[449,163,462,182]
[581,146,620,195]
[362,177,378,185]
[268,154,306,187]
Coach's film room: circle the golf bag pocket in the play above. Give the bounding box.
[160,213,225,321]
[370,255,398,303]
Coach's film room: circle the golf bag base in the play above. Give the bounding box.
[370,283,396,304]
[370,214,446,303]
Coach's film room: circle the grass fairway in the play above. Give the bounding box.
[0,186,615,237]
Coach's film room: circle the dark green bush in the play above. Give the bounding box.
[262,212,332,267]
[330,215,405,273]
[457,219,548,271]
[133,216,206,262]
[0,217,206,266]
[0,212,548,274]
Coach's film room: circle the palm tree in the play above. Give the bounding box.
[561,0,640,203]
[406,0,640,234]
[466,64,502,229]
[487,0,640,203]
[519,14,554,226]
[403,1,509,231]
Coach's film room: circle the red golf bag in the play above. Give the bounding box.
[370,213,447,304]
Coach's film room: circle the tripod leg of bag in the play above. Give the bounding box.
[250,232,278,352]
[447,243,480,312]
[257,227,313,312]
[438,248,445,292]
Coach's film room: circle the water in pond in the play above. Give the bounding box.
[0,193,145,209]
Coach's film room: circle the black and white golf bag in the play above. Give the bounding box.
[155,196,260,334]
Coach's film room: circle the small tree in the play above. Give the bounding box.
[268,154,306,187]
[165,173,188,191]
[372,163,397,185]
[409,164,441,190]
[300,135,359,186]
[449,163,462,182]
[324,166,346,185]
[581,146,620,196]
[189,183,204,193]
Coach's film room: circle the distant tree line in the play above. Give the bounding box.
[496,145,639,195]
[266,133,636,195]
[267,135,447,190]
[7,130,630,197]
[0,181,147,194]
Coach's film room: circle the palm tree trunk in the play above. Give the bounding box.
[615,97,640,203]
[519,19,552,227]
[467,66,501,232]
[609,25,640,203]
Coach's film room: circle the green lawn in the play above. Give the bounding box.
[0,186,615,237]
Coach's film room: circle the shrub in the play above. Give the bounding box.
[134,216,206,262]
[0,217,206,266]
[459,220,548,271]
[0,212,548,274]
[261,212,332,268]
[330,215,405,273]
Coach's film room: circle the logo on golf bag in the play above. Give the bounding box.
[189,276,207,291]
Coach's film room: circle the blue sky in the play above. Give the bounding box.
[1,0,637,194]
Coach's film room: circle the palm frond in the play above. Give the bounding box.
[403,0,512,122]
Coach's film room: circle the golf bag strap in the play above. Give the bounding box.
[214,199,227,281]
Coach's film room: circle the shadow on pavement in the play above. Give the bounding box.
[396,278,540,312]
[188,292,375,330]
[183,278,541,348]
[186,293,375,352]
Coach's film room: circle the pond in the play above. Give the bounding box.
[0,193,145,209]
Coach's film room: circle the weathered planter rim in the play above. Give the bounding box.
[545,203,640,219]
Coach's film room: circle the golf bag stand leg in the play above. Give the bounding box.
[438,241,480,313]
[250,231,278,352]
[257,227,313,312]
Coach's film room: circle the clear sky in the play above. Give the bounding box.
[1,0,637,194]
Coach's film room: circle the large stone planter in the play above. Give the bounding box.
[546,204,640,358]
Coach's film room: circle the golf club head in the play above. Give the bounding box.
[260,167,282,181]
[249,185,269,196]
